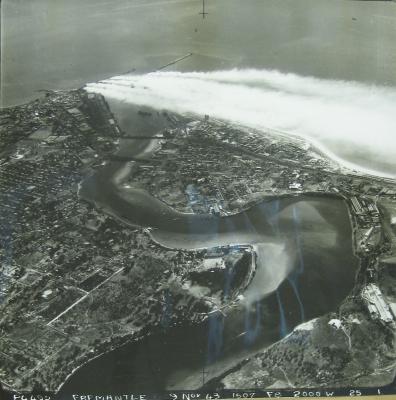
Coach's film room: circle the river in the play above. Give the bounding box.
[59,102,359,393]
[60,189,358,391]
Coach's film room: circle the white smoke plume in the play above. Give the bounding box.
[85,69,396,177]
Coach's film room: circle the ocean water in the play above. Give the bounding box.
[2,0,396,106]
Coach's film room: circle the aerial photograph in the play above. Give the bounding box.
[1,0,396,398]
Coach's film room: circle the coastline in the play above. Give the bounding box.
[3,82,395,182]
[206,117,396,182]
[285,130,396,181]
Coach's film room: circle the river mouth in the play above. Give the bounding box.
[60,100,359,393]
